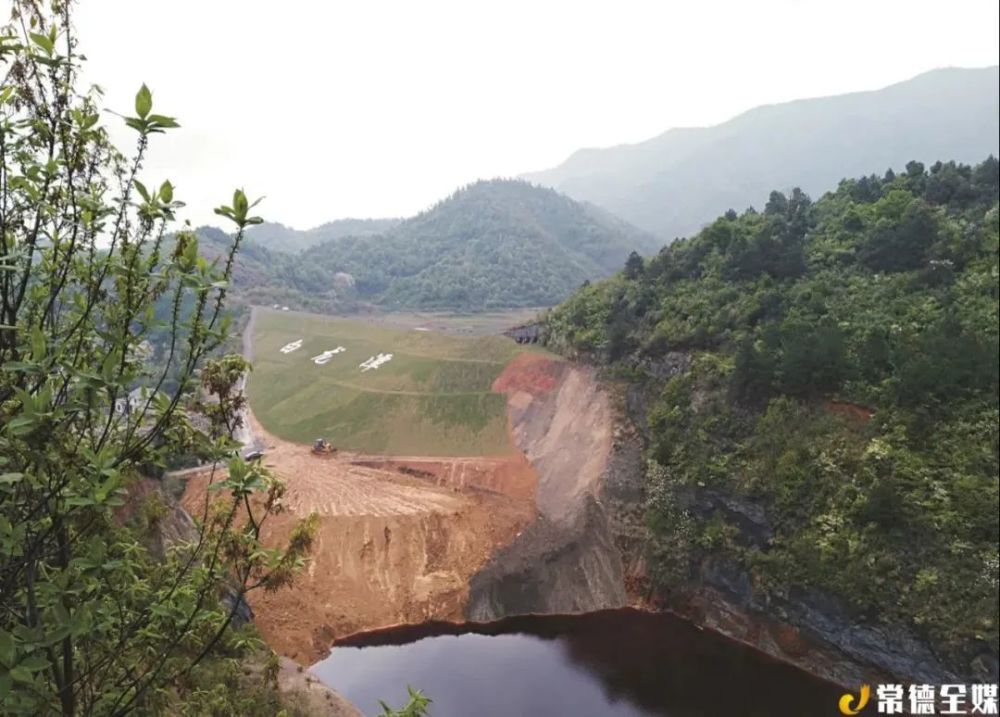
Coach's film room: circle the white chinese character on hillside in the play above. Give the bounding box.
[910,684,937,714]
[940,684,967,715]
[971,684,998,715]
[879,684,905,714]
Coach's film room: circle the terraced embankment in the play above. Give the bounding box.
[247,308,534,456]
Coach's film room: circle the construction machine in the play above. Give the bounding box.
[312,438,336,456]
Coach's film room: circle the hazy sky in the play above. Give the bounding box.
[68,0,999,229]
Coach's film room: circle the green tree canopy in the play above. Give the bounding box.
[544,157,1000,674]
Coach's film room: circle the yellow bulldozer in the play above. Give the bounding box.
[312,438,336,456]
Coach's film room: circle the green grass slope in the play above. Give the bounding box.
[247,309,545,455]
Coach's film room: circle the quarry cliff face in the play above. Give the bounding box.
[467,354,627,619]
[471,350,997,687]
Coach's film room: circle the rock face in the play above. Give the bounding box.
[603,356,998,687]
[467,500,626,618]
[472,348,997,686]
[467,354,627,619]
[680,557,975,688]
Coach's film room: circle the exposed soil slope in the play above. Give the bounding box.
[467,353,627,618]
[182,413,535,664]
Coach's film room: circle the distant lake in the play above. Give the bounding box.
[311,608,847,716]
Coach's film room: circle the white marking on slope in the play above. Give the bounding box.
[359,353,394,372]
[280,339,303,354]
[312,347,347,365]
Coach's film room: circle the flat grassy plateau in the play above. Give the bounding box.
[248,309,546,456]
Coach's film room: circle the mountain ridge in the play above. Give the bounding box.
[244,217,401,253]
[291,179,660,309]
[196,179,658,312]
[524,66,1000,239]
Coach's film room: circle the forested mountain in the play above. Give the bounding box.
[244,217,400,253]
[524,67,1000,240]
[543,158,1000,676]
[184,226,351,313]
[299,179,658,309]
[224,179,658,311]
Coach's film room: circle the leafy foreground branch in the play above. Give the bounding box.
[0,2,322,714]
[380,686,432,717]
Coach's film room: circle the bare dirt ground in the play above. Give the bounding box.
[181,411,536,664]
[351,454,537,502]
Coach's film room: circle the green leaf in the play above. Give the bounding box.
[182,234,199,268]
[95,472,121,502]
[30,325,46,361]
[6,416,37,437]
[43,624,72,647]
[9,666,32,684]
[147,114,180,129]
[124,117,147,133]
[28,32,54,56]
[159,180,174,203]
[0,629,14,667]
[0,473,23,485]
[135,84,152,119]
[134,180,151,203]
[19,655,49,672]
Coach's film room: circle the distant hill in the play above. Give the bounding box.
[283,179,659,310]
[244,217,400,253]
[191,180,655,312]
[190,226,358,313]
[523,67,1000,239]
